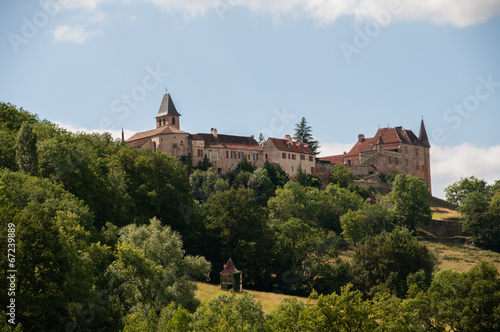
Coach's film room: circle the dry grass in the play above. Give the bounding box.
[423,241,500,273]
[431,206,461,221]
[193,282,309,314]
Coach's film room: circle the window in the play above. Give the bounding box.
[265,154,268,160]
[153,141,157,152]
[416,162,419,171]
[231,151,236,159]
[238,152,244,159]
[288,154,291,159]
[301,155,305,160]
[197,149,203,157]
[172,117,176,125]
[347,160,351,165]
[405,159,409,166]
[226,151,229,158]
[309,156,314,162]
[209,150,212,159]
[395,157,399,165]
[292,154,296,160]
[282,153,286,159]
[388,156,392,164]
[405,146,408,153]
[415,149,418,156]
[422,165,424,170]
[253,153,259,161]
[213,161,217,168]
[217,151,220,160]
[311,167,315,174]
[292,166,294,172]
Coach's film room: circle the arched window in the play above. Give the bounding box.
[153,141,157,152]
[172,117,176,125]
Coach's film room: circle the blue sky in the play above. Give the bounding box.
[1,0,500,198]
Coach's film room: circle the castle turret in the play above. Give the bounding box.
[419,119,432,193]
[155,93,181,129]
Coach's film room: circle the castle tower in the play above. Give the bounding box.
[419,119,432,194]
[155,93,181,129]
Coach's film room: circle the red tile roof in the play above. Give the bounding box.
[267,137,314,154]
[320,126,426,162]
[191,133,262,151]
[220,258,238,275]
[125,137,150,148]
[126,125,188,143]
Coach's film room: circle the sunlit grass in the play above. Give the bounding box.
[193,282,309,314]
[431,206,461,221]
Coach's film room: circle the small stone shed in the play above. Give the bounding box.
[220,258,242,292]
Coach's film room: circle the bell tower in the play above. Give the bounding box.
[155,93,181,130]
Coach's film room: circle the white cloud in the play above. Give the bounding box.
[143,0,500,27]
[55,121,137,140]
[53,25,101,43]
[317,140,354,158]
[432,143,500,198]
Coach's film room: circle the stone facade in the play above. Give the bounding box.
[319,121,432,193]
[263,135,316,178]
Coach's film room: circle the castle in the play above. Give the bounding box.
[126,93,431,192]
[126,93,315,177]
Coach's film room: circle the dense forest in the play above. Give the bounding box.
[1,102,500,331]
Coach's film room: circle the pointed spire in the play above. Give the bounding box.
[121,127,125,142]
[419,119,430,147]
[155,93,181,117]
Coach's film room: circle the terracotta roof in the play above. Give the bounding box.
[267,138,314,154]
[220,258,238,275]
[155,93,181,117]
[125,137,150,148]
[126,126,188,142]
[191,133,262,150]
[319,155,344,164]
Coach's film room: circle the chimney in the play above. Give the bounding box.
[358,134,365,143]
[211,128,218,138]
[284,135,293,144]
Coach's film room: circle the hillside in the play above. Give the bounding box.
[338,196,500,273]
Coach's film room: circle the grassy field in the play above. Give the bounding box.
[193,282,309,314]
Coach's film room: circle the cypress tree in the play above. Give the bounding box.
[15,122,38,175]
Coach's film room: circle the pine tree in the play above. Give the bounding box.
[257,133,266,146]
[293,117,319,155]
[15,121,38,175]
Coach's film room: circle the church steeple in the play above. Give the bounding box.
[419,119,430,147]
[155,93,181,129]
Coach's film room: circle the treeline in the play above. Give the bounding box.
[1,102,500,331]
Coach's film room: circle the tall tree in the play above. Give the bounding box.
[389,174,432,230]
[15,121,38,175]
[293,117,320,155]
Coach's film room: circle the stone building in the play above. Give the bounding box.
[126,93,263,173]
[319,120,431,193]
[220,258,242,291]
[263,135,316,177]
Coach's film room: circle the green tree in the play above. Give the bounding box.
[262,159,289,189]
[295,165,322,189]
[293,117,319,155]
[15,122,38,175]
[330,164,353,188]
[204,188,273,288]
[462,192,500,250]
[248,168,274,205]
[109,218,211,314]
[351,227,436,298]
[340,210,369,246]
[189,168,219,202]
[445,176,492,207]
[257,133,266,146]
[389,174,431,230]
[190,292,266,331]
[196,155,212,171]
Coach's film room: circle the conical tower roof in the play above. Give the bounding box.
[419,119,430,147]
[155,93,181,118]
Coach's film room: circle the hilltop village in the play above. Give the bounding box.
[126,93,432,191]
